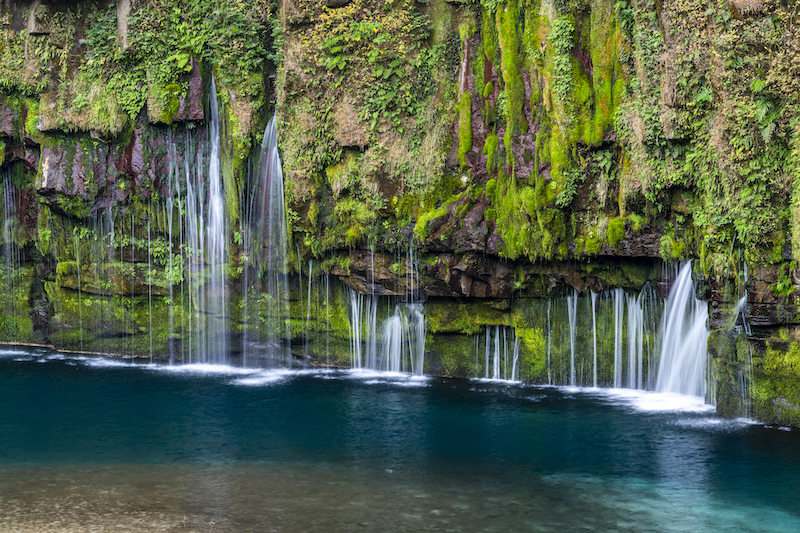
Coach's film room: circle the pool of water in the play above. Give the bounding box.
[1,349,799,532]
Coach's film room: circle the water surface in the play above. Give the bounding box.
[1,350,798,532]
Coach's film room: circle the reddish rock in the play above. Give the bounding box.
[0,99,13,137]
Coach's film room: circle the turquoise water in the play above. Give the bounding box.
[1,349,799,532]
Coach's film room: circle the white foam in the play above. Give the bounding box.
[671,417,755,430]
[0,349,29,357]
[592,388,715,413]
[472,377,522,385]
[231,369,295,386]
[80,357,140,368]
[344,368,429,386]
[156,363,263,375]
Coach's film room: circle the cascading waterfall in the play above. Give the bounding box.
[626,292,643,389]
[383,309,404,373]
[349,290,364,369]
[590,290,598,387]
[241,114,291,367]
[737,260,753,416]
[655,261,709,398]
[612,288,624,388]
[567,290,578,386]
[138,79,238,365]
[347,236,426,376]
[547,299,552,385]
[348,289,425,376]
[1,172,21,338]
[534,283,663,389]
[474,325,519,381]
[203,80,228,363]
[511,335,520,381]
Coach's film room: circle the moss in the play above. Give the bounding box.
[481,9,498,64]
[492,169,566,261]
[496,0,527,167]
[752,340,800,426]
[517,326,547,381]
[457,93,472,167]
[584,232,602,255]
[426,333,479,378]
[425,299,510,335]
[607,216,625,248]
[37,204,53,257]
[24,100,41,142]
[627,213,647,232]
[0,264,39,344]
[659,233,686,261]
[414,193,462,242]
[483,133,499,174]
[56,194,91,219]
[548,125,571,186]
[485,178,496,199]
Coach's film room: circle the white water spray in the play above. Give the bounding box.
[656,262,709,398]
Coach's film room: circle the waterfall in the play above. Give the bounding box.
[612,288,624,388]
[408,304,425,376]
[493,325,501,379]
[626,293,643,389]
[567,289,578,386]
[474,325,519,381]
[204,79,228,363]
[364,295,378,369]
[546,298,552,385]
[242,114,291,367]
[349,291,364,369]
[383,308,403,372]
[1,173,21,339]
[347,236,426,376]
[590,291,598,387]
[656,262,709,398]
[349,289,425,376]
[511,335,520,381]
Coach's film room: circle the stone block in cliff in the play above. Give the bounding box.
[38,144,89,198]
[331,249,420,296]
[452,204,489,253]
[0,98,13,137]
[598,223,662,258]
[118,126,147,190]
[450,254,513,298]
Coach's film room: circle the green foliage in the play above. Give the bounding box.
[627,213,647,232]
[297,0,438,134]
[548,16,575,103]
[555,168,585,208]
[773,263,797,298]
